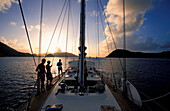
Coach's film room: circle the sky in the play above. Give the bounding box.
[0,0,170,57]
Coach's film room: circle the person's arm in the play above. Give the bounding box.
[45,66,47,74]
[35,65,39,71]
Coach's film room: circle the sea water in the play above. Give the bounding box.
[0,57,169,111]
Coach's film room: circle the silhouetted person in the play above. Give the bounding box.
[36,59,46,92]
[46,61,53,88]
[57,59,62,78]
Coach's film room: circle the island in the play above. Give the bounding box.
[106,49,170,58]
[0,42,78,57]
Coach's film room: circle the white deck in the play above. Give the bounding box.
[42,83,122,111]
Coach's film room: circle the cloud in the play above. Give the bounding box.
[0,0,19,13]
[90,10,98,17]
[100,33,163,56]
[104,0,152,37]
[0,36,8,44]
[0,36,17,47]
[126,35,160,51]
[78,0,88,3]
[160,41,170,49]
[21,24,42,31]
[55,47,62,53]
[166,31,170,36]
[98,0,154,56]
[10,21,16,26]
[0,36,29,52]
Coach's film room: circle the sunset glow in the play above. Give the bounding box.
[0,0,170,57]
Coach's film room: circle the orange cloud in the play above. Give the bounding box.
[0,0,20,13]
[21,24,41,31]
[10,21,17,26]
[0,36,29,53]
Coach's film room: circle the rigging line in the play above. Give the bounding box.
[97,0,100,58]
[69,0,77,56]
[95,3,98,58]
[76,2,81,55]
[44,0,67,58]
[142,92,170,102]
[98,0,118,49]
[140,91,169,111]
[98,1,110,65]
[98,0,125,73]
[98,0,117,89]
[70,3,76,43]
[18,0,36,67]
[86,0,90,57]
[123,0,126,52]
[86,20,90,57]
[38,0,44,64]
[122,0,127,95]
[65,0,70,70]
[51,0,69,66]
[97,0,100,70]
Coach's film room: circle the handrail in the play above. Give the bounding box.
[17,70,68,111]
[17,80,37,111]
[140,91,169,111]
[142,92,170,102]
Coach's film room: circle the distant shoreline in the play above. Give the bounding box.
[0,42,78,57]
[0,56,78,57]
[0,56,170,59]
[1,42,169,58]
[106,49,170,58]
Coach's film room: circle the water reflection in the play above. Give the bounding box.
[0,57,170,110]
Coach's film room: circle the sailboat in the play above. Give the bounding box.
[18,0,142,111]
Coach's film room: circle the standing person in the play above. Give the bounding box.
[46,61,53,88]
[57,59,62,78]
[36,59,46,93]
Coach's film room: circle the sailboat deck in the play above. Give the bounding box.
[42,83,121,111]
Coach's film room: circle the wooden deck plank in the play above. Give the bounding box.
[101,75,137,111]
[19,73,66,111]
[19,72,138,111]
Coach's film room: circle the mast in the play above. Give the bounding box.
[123,0,127,96]
[79,0,86,94]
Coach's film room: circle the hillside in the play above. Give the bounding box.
[46,52,78,57]
[106,49,170,58]
[0,42,31,57]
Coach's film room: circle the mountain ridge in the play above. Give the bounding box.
[45,52,78,57]
[0,42,31,57]
[106,49,170,58]
[0,42,77,57]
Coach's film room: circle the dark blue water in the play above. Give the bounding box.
[0,57,170,111]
